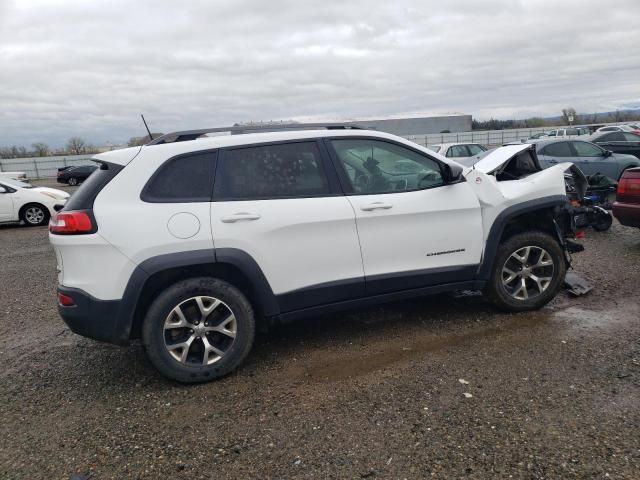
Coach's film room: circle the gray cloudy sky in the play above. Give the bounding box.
[1,0,639,147]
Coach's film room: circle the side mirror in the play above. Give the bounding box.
[603,150,612,158]
[443,163,464,183]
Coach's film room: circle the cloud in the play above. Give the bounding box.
[1,0,639,146]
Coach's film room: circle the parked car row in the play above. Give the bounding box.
[429,134,640,179]
[527,123,640,141]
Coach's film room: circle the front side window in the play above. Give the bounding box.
[622,133,640,142]
[331,139,444,194]
[572,141,603,157]
[142,151,216,202]
[214,142,329,200]
[542,142,573,157]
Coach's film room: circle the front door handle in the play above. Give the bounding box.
[360,202,393,211]
[220,212,261,223]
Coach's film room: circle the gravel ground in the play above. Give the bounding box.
[0,210,639,479]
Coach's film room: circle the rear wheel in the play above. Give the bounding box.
[142,277,255,383]
[20,203,49,226]
[485,231,566,312]
[68,177,78,186]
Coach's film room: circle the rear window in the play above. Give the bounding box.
[64,161,123,211]
[142,151,216,203]
[214,142,329,200]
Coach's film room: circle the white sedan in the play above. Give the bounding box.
[0,178,69,226]
[427,143,487,166]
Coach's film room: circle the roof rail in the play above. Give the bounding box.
[147,123,367,145]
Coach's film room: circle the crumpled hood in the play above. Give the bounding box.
[469,144,532,174]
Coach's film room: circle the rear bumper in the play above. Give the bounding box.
[612,202,640,228]
[57,286,129,345]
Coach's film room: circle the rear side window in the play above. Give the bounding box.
[467,144,486,155]
[64,161,123,211]
[605,132,626,141]
[446,145,470,158]
[214,142,329,200]
[542,142,572,157]
[142,151,216,203]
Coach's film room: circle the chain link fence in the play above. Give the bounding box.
[405,127,550,148]
[0,154,95,179]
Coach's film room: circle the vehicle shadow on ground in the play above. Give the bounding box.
[18,292,548,396]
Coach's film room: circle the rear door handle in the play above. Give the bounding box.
[220,212,261,223]
[360,202,393,211]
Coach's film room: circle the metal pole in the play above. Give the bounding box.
[33,159,40,179]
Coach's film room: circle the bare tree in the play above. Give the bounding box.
[32,142,50,157]
[561,107,579,126]
[66,137,86,155]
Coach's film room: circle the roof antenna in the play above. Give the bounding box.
[141,114,153,140]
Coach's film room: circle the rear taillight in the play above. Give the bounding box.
[58,292,75,306]
[617,176,640,196]
[49,210,95,234]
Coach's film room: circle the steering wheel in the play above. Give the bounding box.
[417,172,439,189]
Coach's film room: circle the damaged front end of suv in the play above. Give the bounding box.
[464,143,587,260]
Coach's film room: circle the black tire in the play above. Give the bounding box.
[142,277,255,383]
[485,231,566,312]
[20,203,50,226]
[68,177,78,186]
[592,210,612,232]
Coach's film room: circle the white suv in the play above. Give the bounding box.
[49,125,584,382]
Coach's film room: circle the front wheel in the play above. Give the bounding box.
[142,277,255,383]
[485,231,566,312]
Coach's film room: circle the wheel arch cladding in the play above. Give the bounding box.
[477,195,567,281]
[124,248,279,340]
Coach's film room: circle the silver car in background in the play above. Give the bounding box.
[533,139,640,180]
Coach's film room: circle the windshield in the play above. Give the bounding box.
[0,178,34,188]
